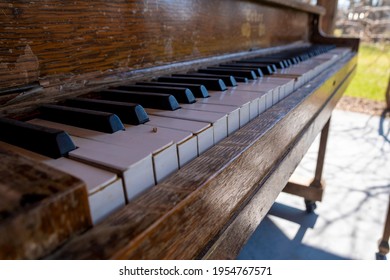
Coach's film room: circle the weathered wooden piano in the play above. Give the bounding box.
[0,0,359,259]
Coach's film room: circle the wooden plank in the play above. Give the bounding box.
[0,150,91,259]
[282,182,324,202]
[46,51,357,260]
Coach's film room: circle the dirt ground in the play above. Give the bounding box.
[336,96,389,117]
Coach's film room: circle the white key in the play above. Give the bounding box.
[46,158,124,224]
[124,124,197,168]
[262,77,295,96]
[231,83,276,110]
[30,118,192,181]
[145,115,214,155]
[0,141,125,225]
[69,136,156,199]
[28,119,173,192]
[205,90,258,125]
[235,77,294,105]
[147,108,228,144]
[218,88,261,121]
[180,103,240,135]
[274,48,351,86]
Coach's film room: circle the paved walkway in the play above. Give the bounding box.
[237,109,390,260]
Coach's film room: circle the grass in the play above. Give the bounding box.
[344,43,390,101]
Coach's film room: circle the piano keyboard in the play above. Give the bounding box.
[0,45,352,225]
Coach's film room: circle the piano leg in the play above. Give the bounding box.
[283,117,331,213]
[378,197,390,259]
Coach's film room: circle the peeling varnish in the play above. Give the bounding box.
[0,45,40,86]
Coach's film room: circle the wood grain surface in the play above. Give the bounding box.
[0,0,310,115]
[46,52,357,260]
[0,150,91,259]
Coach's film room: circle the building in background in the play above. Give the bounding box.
[335,0,390,42]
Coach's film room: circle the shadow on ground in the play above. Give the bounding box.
[237,110,390,260]
[237,203,350,260]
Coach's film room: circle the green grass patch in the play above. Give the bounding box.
[344,43,390,101]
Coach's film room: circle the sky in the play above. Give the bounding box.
[339,0,349,9]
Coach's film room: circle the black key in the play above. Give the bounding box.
[265,56,291,67]
[215,65,264,77]
[114,85,196,104]
[245,62,276,73]
[157,76,227,91]
[172,73,237,87]
[200,68,257,80]
[0,118,76,159]
[284,59,292,67]
[272,57,296,65]
[298,54,309,61]
[100,90,180,111]
[187,73,248,83]
[136,82,209,98]
[220,63,274,75]
[39,105,124,134]
[269,64,278,72]
[239,59,285,69]
[290,57,299,64]
[65,98,149,125]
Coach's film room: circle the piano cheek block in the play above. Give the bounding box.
[0,151,92,260]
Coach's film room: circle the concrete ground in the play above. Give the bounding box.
[237,109,390,260]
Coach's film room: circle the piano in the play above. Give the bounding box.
[0,0,359,259]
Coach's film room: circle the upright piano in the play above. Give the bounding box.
[0,0,359,259]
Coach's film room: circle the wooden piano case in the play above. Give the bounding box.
[0,0,359,259]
